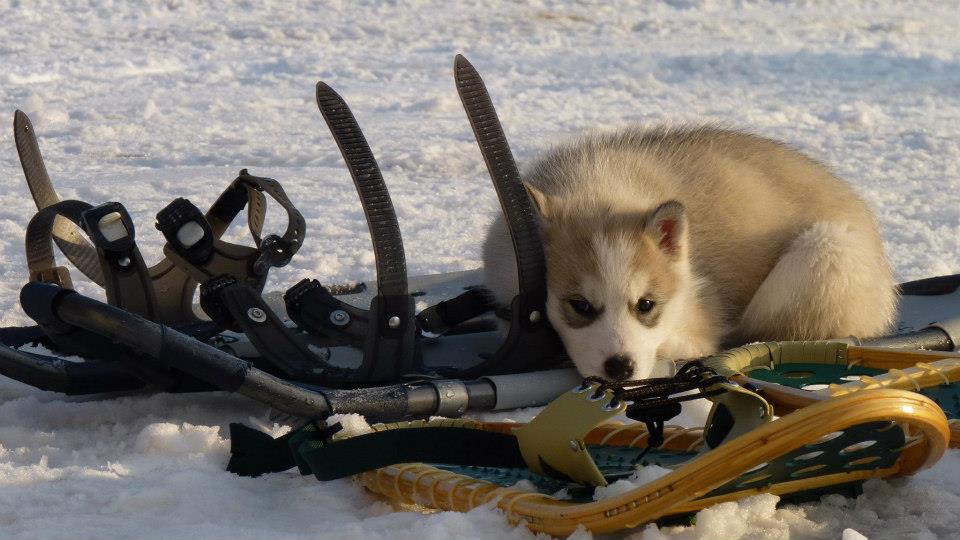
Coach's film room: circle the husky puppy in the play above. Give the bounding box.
[483,126,897,381]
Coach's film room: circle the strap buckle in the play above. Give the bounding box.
[30,266,73,289]
[81,202,137,257]
[156,198,214,266]
[253,234,294,275]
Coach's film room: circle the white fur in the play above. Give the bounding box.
[483,126,897,384]
[544,233,719,381]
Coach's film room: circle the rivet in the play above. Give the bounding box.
[247,307,267,323]
[329,309,350,326]
[117,256,131,267]
[529,310,542,323]
[387,315,400,328]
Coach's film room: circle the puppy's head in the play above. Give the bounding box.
[528,186,690,381]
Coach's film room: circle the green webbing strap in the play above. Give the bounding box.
[227,422,526,480]
[227,423,302,477]
[295,427,525,481]
[701,341,849,378]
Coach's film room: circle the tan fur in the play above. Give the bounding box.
[483,126,897,379]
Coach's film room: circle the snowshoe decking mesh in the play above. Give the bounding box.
[432,420,903,503]
[921,385,960,421]
[703,420,903,497]
[747,363,885,389]
[749,362,960,421]
[435,446,697,502]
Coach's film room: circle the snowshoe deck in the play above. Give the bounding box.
[226,373,949,536]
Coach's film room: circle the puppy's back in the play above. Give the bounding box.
[490,126,887,313]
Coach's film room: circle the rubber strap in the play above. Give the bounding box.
[416,288,495,335]
[159,171,306,291]
[453,55,547,314]
[199,278,320,380]
[315,82,408,299]
[25,200,93,287]
[208,169,305,269]
[14,110,105,285]
[80,202,158,320]
[284,278,368,345]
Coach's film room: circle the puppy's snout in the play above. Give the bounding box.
[603,354,634,380]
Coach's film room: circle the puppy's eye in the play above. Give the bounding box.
[567,297,595,316]
[636,298,656,313]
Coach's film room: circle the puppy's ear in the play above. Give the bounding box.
[524,183,552,220]
[645,200,687,259]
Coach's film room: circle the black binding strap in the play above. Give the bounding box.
[199,276,321,381]
[26,200,158,320]
[284,278,368,346]
[81,202,157,320]
[416,288,495,335]
[453,55,547,319]
[315,82,417,383]
[208,169,306,273]
[14,110,105,286]
[315,83,409,299]
[157,170,306,292]
[453,55,564,374]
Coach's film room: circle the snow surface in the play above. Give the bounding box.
[2,1,960,538]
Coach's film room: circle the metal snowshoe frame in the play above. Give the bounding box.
[3,55,960,424]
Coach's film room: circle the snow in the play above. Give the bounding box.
[1,1,960,538]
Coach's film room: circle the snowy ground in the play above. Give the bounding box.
[1,1,959,538]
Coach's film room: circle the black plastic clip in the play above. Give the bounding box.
[81,202,138,268]
[156,198,215,266]
[253,234,294,276]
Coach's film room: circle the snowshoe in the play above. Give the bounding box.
[703,337,960,448]
[224,360,950,536]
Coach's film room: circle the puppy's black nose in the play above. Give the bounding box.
[604,354,634,380]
